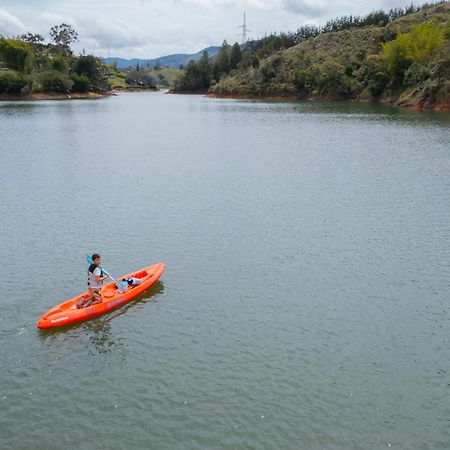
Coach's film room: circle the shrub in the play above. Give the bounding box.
[74,55,105,89]
[0,38,34,73]
[403,62,431,86]
[125,70,157,89]
[368,71,390,97]
[52,56,68,73]
[0,70,29,93]
[344,65,354,77]
[381,20,445,85]
[311,62,351,96]
[39,71,73,92]
[71,73,91,92]
[295,69,311,91]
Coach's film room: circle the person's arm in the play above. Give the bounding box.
[94,267,109,283]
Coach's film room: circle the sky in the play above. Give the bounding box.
[0,0,438,58]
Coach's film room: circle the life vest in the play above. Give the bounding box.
[87,263,104,289]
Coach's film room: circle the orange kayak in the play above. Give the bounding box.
[37,263,165,329]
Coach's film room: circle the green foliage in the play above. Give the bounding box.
[311,61,353,95]
[74,55,104,89]
[245,33,297,58]
[344,65,354,76]
[230,43,242,70]
[403,62,432,86]
[0,24,112,95]
[125,70,157,88]
[143,67,180,88]
[39,71,73,93]
[295,69,311,91]
[173,60,204,91]
[259,60,276,83]
[0,70,30,93]
[173,51,214,91]
[0,38,34,73]
[214,41,230,79]
[381,20,445,84]
[71,73,91,92]
[52,56,68,73]
[368,71,390,97]
[198,51,212,88]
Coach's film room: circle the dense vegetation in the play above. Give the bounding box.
[0,24,112,95]
[174,1,450,108]
[0,24,161,96]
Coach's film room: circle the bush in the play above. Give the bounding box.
[368,71,390,97]
[74,55,104,89]
[39,71,73,92]
[0,38,34,73]
[381,20,445,85]
[71,73,91,92]
[125,70,157,89]
[295,69,311,91]
[0,70,29,93]
[344,65,354,77]
[52,56,68,73]
[403,62,431,87]
[311,62,351,96]
[260,61,276,83]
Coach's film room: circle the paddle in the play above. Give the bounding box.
[86,254,128,293]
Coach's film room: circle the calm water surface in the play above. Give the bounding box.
[0,93,449,449]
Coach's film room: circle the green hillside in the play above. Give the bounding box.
[210,2,450,109]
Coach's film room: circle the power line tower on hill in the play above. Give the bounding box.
[237,12,251,45]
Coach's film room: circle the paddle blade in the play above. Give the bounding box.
[86,254,93,265]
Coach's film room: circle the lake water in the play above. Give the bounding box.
[0,92,449,449]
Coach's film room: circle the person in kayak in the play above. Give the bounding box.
[76,253,109,308]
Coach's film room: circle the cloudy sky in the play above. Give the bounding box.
[0,0,435,58]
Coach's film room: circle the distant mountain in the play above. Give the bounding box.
[103,46,220,69]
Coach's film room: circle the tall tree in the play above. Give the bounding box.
[214,40,230,79]
[49,23,78,54]
[230,42,242,70]
[198,51,212,89]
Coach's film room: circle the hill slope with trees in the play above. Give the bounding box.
[174,1,449,110]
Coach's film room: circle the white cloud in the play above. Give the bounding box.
[0,9,27,36]
[80,14,147,48]
[0,0,444,58]
[282,0,330,16]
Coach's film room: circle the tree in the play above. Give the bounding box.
[0,38,34,73]
[214,40,230,79]
[74,55,104,88]
[49,23,78,54]
[197,51,212,89]
[230,42,242,70]
[18,33,45,46]
[381,20,445,85]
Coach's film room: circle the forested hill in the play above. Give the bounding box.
[175,1,450,110]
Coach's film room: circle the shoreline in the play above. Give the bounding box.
[0,88,161,101]
[0,91,106,101]
[207,92,449,112]
[1,89,447,112]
